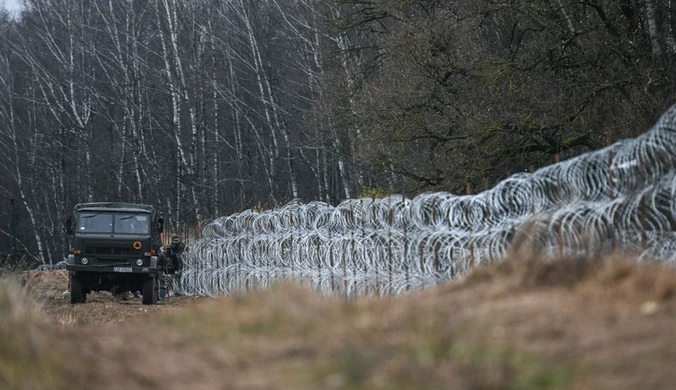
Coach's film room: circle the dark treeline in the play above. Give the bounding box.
[0,0,675,263]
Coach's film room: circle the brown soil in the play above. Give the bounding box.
[8,251,676,389]
[21,270,206,326]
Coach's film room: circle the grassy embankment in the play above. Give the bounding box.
[3,247,676,389]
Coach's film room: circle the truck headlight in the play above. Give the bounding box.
[150,256,158,268]
[81,257,89,265]
[67,254,75,264]
[136,259,144,266]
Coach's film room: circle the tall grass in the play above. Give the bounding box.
[0,278,75,389]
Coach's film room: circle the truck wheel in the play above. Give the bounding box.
[70,275,86,304]
[142,277,156,305]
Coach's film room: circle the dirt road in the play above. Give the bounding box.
[6,251,676,389]
[21,270,204,325]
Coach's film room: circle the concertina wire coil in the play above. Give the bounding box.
[176,104,676,298]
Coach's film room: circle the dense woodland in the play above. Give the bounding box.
[0,0,675,263]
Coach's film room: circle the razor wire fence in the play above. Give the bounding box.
[177,104,676,298]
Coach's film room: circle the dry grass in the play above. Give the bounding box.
[0,277,80,389]
[5,244,676,389]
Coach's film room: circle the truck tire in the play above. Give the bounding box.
[70,275,86,304]
[142,277,156,305]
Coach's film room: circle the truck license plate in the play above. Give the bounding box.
[113,267,133,273]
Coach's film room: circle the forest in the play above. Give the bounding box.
[0,0,674,264]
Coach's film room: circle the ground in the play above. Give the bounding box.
[20,269,205,325]
[3,250,676,389]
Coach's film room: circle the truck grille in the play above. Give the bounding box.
[85,246,139,256]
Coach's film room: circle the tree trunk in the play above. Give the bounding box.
[645,0,663,59]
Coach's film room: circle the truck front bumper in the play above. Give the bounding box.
[66,265,159,275]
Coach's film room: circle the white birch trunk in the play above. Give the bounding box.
[236,0,280,177]
[645,0,663,59]
[161,0,200,218]
[556,0,576,34]
[666,0,676,53]
[2,71,46,263]
[226,47,246,210]
[332,6,362,193]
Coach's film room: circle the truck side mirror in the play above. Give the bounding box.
[66,216,74,235]
[157,217,164,233]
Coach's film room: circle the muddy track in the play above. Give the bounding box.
[22,270,205,325]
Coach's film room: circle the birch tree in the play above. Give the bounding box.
[0,48,46,263]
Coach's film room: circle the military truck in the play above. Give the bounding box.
[66,202,165,305]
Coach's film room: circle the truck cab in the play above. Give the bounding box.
[66,202,164,305]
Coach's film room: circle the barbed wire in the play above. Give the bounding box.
[177,104,676,297]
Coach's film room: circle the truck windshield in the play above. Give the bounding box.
[77,212,150,234]
[78,213,114,233]
[114,213,150,234]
